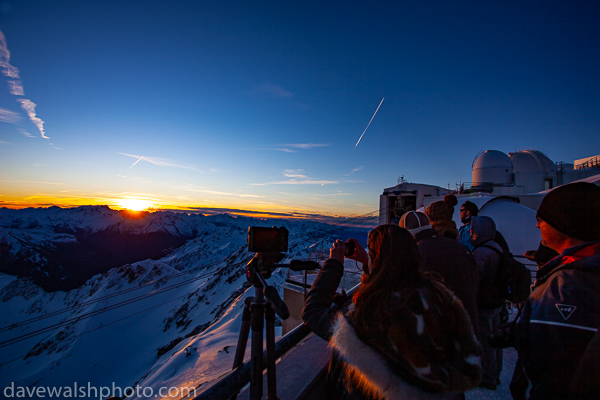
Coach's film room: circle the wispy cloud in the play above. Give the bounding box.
[343,166,364,176]
[0,31,20,78]
[119,152,203,172]
[17,99,47,139]
[251,169,339,186]
[0,107,22,123]
[251,83,294,99]
[0,29,49,140]
[252,143,331,153]
[178,183,264,198]
[8,80,24,96]
[0,179,63,185]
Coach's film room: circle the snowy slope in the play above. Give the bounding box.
[0,207,366,399]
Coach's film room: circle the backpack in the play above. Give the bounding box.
[481,244,532,304]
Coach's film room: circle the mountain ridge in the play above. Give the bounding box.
[0,205,368,398]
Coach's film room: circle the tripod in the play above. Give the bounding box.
[230,253,290,400]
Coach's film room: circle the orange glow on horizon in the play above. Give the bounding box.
[0,196,368,222]
[116,198,153,211]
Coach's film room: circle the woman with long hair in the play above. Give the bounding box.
[302,225,482,400]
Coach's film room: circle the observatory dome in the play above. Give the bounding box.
[472,150,513,185]
[509,150,555,174]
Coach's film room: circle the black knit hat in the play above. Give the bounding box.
[536,182,600,241]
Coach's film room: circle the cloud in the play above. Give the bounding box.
[251,83,294,99]
[0,31,20,79]
[1,29,49,141]
[0,107,22,123]
[0,179,63,185]
[343,166,364,176]
[283,169,309,179]
[253,143,331,153]
[119,152,203,172]
[251,169,339,186]
[17,99,48,139]
[285,143,329,149]
[178,183,264,198]
[8,80,24,95]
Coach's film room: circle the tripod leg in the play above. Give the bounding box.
[265,303,278,400]
[250,293,265,400]
[232,298,252,369]
[229,298,253,400]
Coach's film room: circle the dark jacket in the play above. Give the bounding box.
[414,228,479,337]
[515,241,600,400]
[470,216,504,310]
[302,259,482,400]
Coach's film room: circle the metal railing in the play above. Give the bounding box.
[192,283,359,400]
[191,323,313,400]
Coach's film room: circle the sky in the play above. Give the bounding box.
[1,0,599,218]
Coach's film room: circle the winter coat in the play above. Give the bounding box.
[458,221,474,252]
[302,259,482,400]
[470,216,504,310]
[414,228,479,337]
[515,241,600,400]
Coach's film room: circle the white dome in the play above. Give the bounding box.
[509,150,555,174]
[472,150,514,185]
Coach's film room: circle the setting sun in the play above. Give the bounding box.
[117,198,152,211]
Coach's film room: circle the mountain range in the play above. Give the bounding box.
[0,206,369,399]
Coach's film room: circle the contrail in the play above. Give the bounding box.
[129,156,144,169]
[355,97,384,148]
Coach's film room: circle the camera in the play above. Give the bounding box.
[344,240,355,257]
[248,226,289,253]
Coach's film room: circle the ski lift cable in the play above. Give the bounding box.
[0,256,238,333]
[0,270,220,348]
[0,294,189,368]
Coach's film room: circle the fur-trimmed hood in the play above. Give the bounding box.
[329,283,482,399]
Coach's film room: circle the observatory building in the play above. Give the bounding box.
[469,149,600,195]
[379,149,600,226]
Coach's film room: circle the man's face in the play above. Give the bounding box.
[460,207,471,223]
[537,217,566,252]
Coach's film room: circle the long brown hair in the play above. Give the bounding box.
[352,224,423,343]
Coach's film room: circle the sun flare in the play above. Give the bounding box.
[117,198,152,211]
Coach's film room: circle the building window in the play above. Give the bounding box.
[544,179,553,191]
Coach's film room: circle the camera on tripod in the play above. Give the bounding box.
[235,226,317,400]
[247,226,289,253]
[246,227,289,281]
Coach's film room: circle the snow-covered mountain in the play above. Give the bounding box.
[0,206,369,399]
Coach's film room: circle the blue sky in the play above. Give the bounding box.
[1,0,599,217]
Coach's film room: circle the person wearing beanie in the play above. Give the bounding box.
[458,201,478,251]
[400,211,479,340]
[398,210,431,236]
[514,182,600,400]
[424,194,459,239]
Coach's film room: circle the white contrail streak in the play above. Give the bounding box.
[355,97,385,148]
[129,156,144,169]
